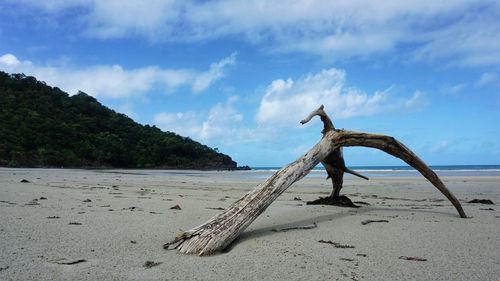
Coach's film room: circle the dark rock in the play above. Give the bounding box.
[467,199,494,205]
[54,259,86,265]
[143,261,162,268]
[205,207,225,210]
[0,266,9,271]
[361,219,389,225]
[353,201,370,205]
[307,195,360,208]
[318,240,355,248]
[20,179,30,183]
[399,256,427,262]
[236,165,252,170]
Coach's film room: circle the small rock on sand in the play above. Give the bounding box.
[170,204,181,210]
[143,261,162,268]
[467,199,494,205]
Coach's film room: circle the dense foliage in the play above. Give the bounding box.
[0,71,237,169]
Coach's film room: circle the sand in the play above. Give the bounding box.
[0,168,499,281]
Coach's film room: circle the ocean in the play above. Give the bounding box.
[247,165,500,179]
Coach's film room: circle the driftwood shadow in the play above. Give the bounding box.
[223,204,461,253]
[223,206,371,252]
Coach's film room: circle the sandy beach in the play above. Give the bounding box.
[0,168,498,280]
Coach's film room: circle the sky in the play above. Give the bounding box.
[0,0,499,167]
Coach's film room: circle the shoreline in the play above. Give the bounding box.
[0,168,498,280]
[2,166,500,175]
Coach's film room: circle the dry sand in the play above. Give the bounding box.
[0,168,499,281]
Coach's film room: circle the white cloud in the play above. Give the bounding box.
[0,53,235,98]
[192,52,236,93]
[115,102,137,119]
[0,54,21,66]
[154,96,269,144]
[429,140,457,153]
[84,0,181,39]
[199,96,243,140]
[405,91,428,108]
[476,72,500,87]
[153,111,201,137]
[256,68,424,126]
[440,84,466,95]
[10,0,500,66]
[411,9,500,67]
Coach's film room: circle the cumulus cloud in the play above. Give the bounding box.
[0,53,21,66]
[154,97,268,144]
[199,96,243,140]
[9,0,500,66]
[0,53,235,98]
[154,111,201,137]
[256,68,425,126]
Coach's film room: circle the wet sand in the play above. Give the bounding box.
[0,168,498,280]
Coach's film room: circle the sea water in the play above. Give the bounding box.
[247,165,500,179]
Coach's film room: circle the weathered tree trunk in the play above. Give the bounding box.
[301,105,368,206]
[165,105,467,256]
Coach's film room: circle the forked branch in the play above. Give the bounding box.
[300,104,335,134]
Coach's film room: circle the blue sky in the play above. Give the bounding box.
[1,0,499,167]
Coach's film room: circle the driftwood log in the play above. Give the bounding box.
[165,105,466,255]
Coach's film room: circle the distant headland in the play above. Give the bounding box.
[0,72,248,170]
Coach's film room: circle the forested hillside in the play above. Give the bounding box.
[0,71,237,169]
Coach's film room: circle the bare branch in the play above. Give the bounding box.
[329,130,466,218]
[300,104,335,134]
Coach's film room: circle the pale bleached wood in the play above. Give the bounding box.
[165,137,333,255]
[165,107,467,256]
